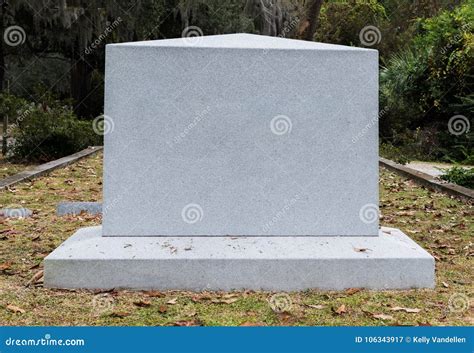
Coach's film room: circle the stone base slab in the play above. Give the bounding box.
[44,226,435,291]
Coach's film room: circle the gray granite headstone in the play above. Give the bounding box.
[103,33,378,237]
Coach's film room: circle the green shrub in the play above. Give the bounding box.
[8,95,101,162]
[380,1,473,162]
[440,166,474,188]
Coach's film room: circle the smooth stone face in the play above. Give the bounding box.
[57,202,102,216]
[0,208,32,218]
[44,226,435,290]
[103,34,379,236]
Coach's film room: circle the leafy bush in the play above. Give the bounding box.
[5,94,101,162]
[380,1,473,162]
[440,166,474,188]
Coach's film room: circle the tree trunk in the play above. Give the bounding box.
[70,44,93,118]
[300,0,324,41]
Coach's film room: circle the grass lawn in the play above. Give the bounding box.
[0,155,36,179]
[0,152,472,326]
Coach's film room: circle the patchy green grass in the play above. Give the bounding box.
[0,155,36,179]
[0,152,472,326]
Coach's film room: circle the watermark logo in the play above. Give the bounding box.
[262,194,301,233]
[85,17,123,55]
[181,203,203,224]
[448,115,470,136]
[171,106,211,144]
[92,293,115,314]
[92,114,115,135]
[269,293,292,313]
[359,25,381,46]
[270,115,292,135]
[359,203,379,224]
[182,26,204,45]
[448,293,469,313]
[4,25,26,46]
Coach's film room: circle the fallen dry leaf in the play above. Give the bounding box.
[346,288,362,295]
[7,304,25,314]
[334,304,347,315]
[133,299,151,307]
[390,306,421,313]
[26,270,44,287]
[353,247,370,252]
[166,297,178,305]
[373,313,394,320]
[442,282,449,288]
[211,298,238,304]
[144,291,165,298]
[109,311,130,318]
[158,305,168,313]
[0,262,12,271]
[173,320,202,326]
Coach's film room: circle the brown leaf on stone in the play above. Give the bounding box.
[334,304,347,315]
[390,306,421,313]
[7,304,25,314]
[353,247,370,252]
[133,299,151,307]
[373,313,394,320]
[346,288,362,295]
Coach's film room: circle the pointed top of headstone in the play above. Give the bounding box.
[108,33,375,51]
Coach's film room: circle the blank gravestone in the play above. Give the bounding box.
[45,34,434,290]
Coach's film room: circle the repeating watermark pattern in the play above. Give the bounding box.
[269,293,292,313]
[352,106,388,144]
[91,293,115,314]
[92,114,115,135]
[262,194,301,233]
[448,293,470,313]
[5,106,33,136]
[3,208,31,218]
[4,25,26,46]
[181,203,203,224]
[182,26,204,45]
[359,203,379,224]
[85,17,123,55]
[171,106,211,145]
[270,115,292,135]
[448,115,470,136]
[359,25,382,47]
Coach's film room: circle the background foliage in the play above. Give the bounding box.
[0,0,472,164]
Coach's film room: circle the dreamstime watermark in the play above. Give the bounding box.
[441,23,472,55]
[85,17,123,55]
[4,25,26,46]
[359,203,379,224]
[278,16,300,39]
[92,114,115,135]
[5,106,33,137]
[5,334,85,347]
[448,293,470,313]
[91,293,115,314]
[181,203,203,224]
[270,115,292,135]
[352,106,388,144]
[3,208,30,218]
[359,25,381,46]
[182,26,204,45]
[448,115,470,136]
[269,293,292,313]
[262,194,301,233]
[170,106,211,144]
